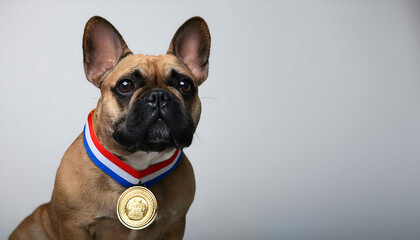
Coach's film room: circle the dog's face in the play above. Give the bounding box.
[82,16,210,153]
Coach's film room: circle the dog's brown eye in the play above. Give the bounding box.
[118,80,134,94]
[179,80,192,93]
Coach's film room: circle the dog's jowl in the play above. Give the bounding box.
[10,16,210,240]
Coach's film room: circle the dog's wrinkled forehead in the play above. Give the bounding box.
[103,54,194,88]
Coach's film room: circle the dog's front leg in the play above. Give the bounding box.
[57,217,93,240]
[160,216,186,240]
[58,225,91,240]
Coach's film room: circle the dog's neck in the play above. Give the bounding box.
[90,110,178,172]
[120,148,177,171]
[85,110,182,188]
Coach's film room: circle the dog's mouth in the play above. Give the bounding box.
[136,118,174,152]
[145,118,172,144]
[113,116,176,152]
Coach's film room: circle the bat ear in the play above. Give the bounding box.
[82,16,132,88]
[168,17,211,85]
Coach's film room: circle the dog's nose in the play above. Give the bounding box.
[144,89,172,108]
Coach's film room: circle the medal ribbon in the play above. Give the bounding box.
[82,110,182,188]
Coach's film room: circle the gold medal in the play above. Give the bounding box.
[117,186,158,230]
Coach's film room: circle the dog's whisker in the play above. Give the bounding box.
[199,96,218,101]
[193,133,206,143]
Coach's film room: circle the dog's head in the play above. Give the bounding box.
[82,16,210,154]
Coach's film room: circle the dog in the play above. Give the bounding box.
[10,15,210,240]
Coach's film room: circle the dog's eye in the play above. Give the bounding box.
[179,79,192,93]
[117,80,135,94]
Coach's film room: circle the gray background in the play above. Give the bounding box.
[1,0,420,239]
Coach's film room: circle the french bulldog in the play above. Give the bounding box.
[10,15,210,240]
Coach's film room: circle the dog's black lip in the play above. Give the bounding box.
[146,119,171,142]
[154,119,165,129]
[112,115,174,152]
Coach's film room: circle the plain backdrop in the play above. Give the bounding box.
[1,1,420,239]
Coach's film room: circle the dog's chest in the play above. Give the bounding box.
[122,148,176,170]
[90,184,183,240]
[91,208,178,240]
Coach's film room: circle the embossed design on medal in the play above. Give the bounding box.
[117,186,158,230]
[126,197,148,220]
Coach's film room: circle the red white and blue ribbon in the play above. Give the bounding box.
[83,110,182,188]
